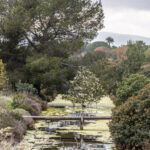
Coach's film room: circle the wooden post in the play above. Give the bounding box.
[80,116,84,130]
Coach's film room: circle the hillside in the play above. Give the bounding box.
[92,32,150,46]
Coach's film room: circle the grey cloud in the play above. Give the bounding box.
[101,0,150,10]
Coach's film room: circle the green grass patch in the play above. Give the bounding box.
[0,99,13,110]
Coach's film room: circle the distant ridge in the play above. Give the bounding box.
[92,32,150,46]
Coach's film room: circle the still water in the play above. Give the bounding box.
[22,96,115,150]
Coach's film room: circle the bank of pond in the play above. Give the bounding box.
[20,96,115,150]
[0,95,115,150]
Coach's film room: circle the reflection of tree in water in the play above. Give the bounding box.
[23,106,113,150]
[44,132,110,150]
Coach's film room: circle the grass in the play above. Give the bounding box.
[0,141,32,150]
[48,95,114,108]
[0,98,13,110]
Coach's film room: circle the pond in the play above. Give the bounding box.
[21,96,115,150]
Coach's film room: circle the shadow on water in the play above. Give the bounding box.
[22,105,114,150]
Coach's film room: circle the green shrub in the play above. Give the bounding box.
[110,83,150,150]
[16,81,38,94]
[114,74,150,106]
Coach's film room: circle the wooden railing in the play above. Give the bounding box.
[23,116,111,130]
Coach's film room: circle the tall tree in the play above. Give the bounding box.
[106,37,114,47]
[121,41,147,77]
[0,0,104,59]
[0,0,104,95]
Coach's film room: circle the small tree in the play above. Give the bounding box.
[106,37,114,47]
[63,67,104,108]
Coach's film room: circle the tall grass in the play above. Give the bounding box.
[0,141,32,150]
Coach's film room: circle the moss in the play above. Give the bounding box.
[21,95,114,149]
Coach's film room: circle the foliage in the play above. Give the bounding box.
[110,83,150,150]
[0,104,16,129]
[121,41,147,77]
[145,48,150,62]
[81,52,122,95]
[11,93,27,110]
[25,55,73,100]
[84,41,110,52]
[63,67,104,107]
[16,80,38,94]
[0,59,8,92]
[0,0,104,93]
[11,93,42,115]
[81,51,106,66]
[115,74,150,106]
[93,62,123,96]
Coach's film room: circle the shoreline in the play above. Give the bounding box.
[0,93,47,147]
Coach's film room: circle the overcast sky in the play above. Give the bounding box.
[100,0,150,37]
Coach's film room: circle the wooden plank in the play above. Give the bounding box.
[23,116,111,121]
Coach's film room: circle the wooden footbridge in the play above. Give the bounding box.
[23,116,111,130]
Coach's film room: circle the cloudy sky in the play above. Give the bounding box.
[101,0,150,37]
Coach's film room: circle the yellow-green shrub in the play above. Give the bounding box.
[11,93,42,115]
[0,60,8,92]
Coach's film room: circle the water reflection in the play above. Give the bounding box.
[22,106,114,150]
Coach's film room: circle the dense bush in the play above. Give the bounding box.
[16,81,38,94]
[0,104,16,129]
[11,93,42,115]
[114,74,150,106]
[110,83,150,150]
[0,103,26,143]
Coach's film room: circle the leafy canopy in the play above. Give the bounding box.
[115,74,150,106]
[106,37,114,46]
[0,0,104,57]
[121,41,147,77]
[0,0,104,97]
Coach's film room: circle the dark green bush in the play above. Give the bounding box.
[114,74,150,106]
[16,81,38,94]
[25,55,73,101]
[110,83,150,150]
